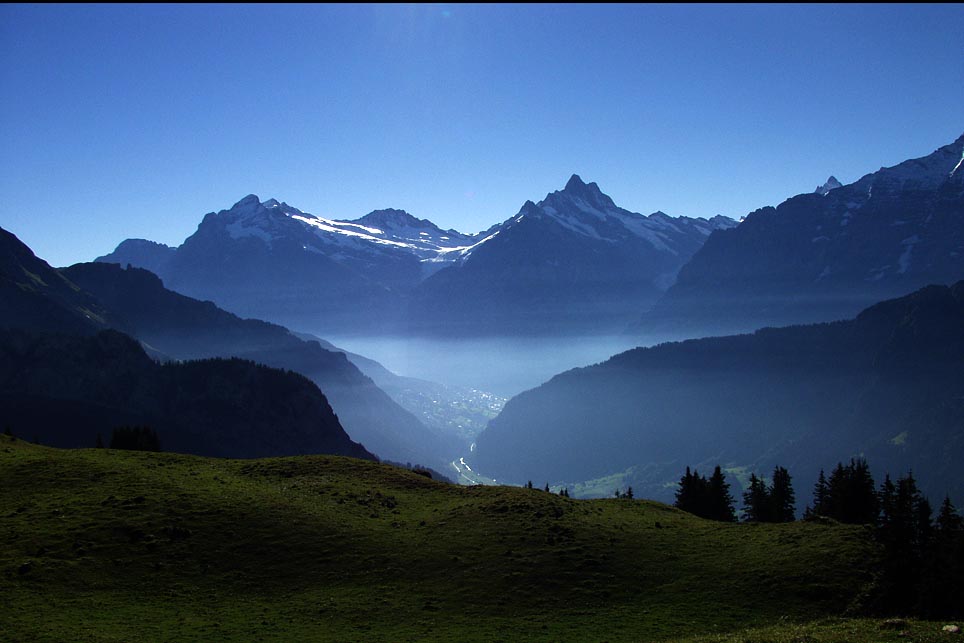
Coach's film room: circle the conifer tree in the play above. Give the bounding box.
[936,496,963,533]
[875,471,935,613]
[769,466,796,522]
[851,459,879,524]
[917,493,964,619]
[810,468,829,517]
[824,459,878,524]
[674,467,699,514]
[707,466,736,522]
[742,473,770,522]
[675,466,735,522]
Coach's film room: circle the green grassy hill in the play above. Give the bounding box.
[0,438,953,642]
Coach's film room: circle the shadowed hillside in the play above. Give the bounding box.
[62,261,464,471]
[475,281,964,505]
[0,329,374,461]
[2,439,926,643]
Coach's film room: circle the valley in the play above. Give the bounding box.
[323,333,649,398]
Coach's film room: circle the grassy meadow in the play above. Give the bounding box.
[0,436,956,642]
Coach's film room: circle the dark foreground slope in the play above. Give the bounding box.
[0,329,374,461]
[475,281,964,504]
[0,439,919,643]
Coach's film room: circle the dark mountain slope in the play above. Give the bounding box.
[474,281,964,504]
[0,328,374,460]
[61,261,463,470]
[0,227,111,335]
[641,133,964,336]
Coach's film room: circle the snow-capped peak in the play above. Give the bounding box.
[498,176,738,252]
[854,132,964,194]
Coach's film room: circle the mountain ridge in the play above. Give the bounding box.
[639,133,964,336]
[97,176,735,335]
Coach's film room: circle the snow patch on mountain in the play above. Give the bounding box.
[618,216,676,254]
[854,135,964,194]
[951,149,964,178]
[524,174,736,253]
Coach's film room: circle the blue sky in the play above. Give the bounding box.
[2,3,963,266]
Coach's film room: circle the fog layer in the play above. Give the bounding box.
[322,334,660,397]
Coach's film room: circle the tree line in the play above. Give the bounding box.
[97,426,162,452]
[671,458,962,618]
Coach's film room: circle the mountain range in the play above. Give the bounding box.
[98,175,736,335]
[640,134,964,336]
[99,135,964,339]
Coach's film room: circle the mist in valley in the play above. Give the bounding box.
[322,332,669,398]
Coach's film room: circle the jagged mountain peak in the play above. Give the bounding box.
[560,173,609,200]
[232,194,262,209]
[815,176,842,195]
[352,208,433,230]
[222,195,302,221]
[564,173,589,191]
[541,174,618,214]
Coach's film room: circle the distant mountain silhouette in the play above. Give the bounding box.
[0,328,375,461]
[97,179,733,335]
[474,281,964,505]
[640,134,964,336]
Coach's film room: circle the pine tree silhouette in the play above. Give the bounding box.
[742,473,770,522]
[769,466,795,522]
